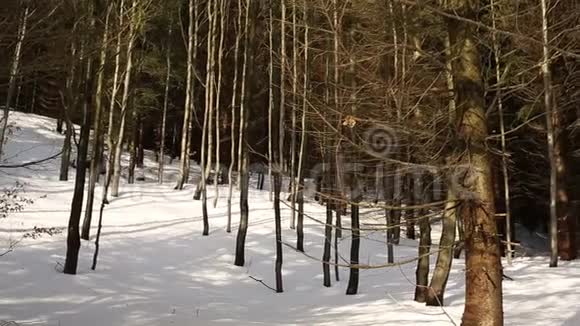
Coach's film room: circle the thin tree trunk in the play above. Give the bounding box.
[175,0,196,190]
[82,5,112,240]
[384,164,394,263]
[278,0,287,173]
[0,6,29,159]
[213,0,226,208]
[104,0,125,201]
[234,0,255,267]
[274,171,284,292]
[346,191,360,295]
[268,2,275,202]
[64,39,94,275]
[227,0,243,233]
[541,0,558,267]
[426,190,457,306]
[158,20,172,184]
[111,0,137,198]
[322,170,333,287]
[490,0,513,265]
[414,174,431,303]
[295,0,308,252]
[289,0,299,230]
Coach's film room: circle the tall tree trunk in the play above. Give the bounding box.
[414,174,432,303]
[426,190,457,306]
[273,171,284,292]
[0,5,28,160]
[175,0,196,190]
[346,190,360,295]
[384,163,394,263]
[82,5,111,240]
[296,0,308,252]
[446,1,504,324]
[111,0,137,198]
[541,0,559,268]
[213,0,226,208]
[404,171,415,239]
[234,0,255,267]
[64,39,94,275]
[278,0,287,173]
[491,0,513,265]
[289,0,299,230]
[322,166,333,287]
[104,0,125,201]
[227,0,243,233]
[158,19,172,184]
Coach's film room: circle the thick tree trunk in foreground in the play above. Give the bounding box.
[446,1,504,324]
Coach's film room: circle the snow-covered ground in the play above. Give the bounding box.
[0,112,579,325]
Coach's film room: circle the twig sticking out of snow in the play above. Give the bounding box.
[249,276,277,293]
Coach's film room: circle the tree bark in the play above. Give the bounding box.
[446,1,504,324]
[175,0,196,190]
[64,42,94,275]
[0,5,28,160]
[414,174,432,303]
[274,171,284,292]
[426,190,457,306]
[82,5,112,240]
[158,19,172,184]
[111,0,137,198]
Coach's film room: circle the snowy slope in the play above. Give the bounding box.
[0,111,579,326]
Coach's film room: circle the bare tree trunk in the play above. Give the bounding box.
[227,0,243,233]
[104,0,125,201]
[446,1,504,323]
[268,2,275,203]
[426,190,457,306]
[289,0,299,230]
[322,165,333,287]
[541,0,559,267]
[273,171,284,292]
[111,0,137,198]
[64,35,94,275]
[296,0,308,252]
[346,188,360,295]
[175,0,196,190]
[404,172,415,239]
[414,174,431,303]
[384,164,394,263]
[0,6,29,159]
[213,0,226,207]
[59,42,80,182]
[278,0,287,173]
[158,20,172,184]
[234,0,255,267]
[82,5,112,240]
[490,0,513,265]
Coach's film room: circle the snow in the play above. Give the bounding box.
[0,111,579,325]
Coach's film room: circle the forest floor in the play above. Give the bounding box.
[1,112,580,326]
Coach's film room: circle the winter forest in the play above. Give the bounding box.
[1,0,580,325]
